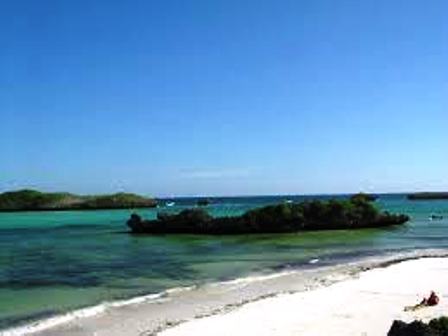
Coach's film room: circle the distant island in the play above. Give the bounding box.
[407,192,448,200]
[0,189,157,212]
[127,193,409,234]
[196,198,211,206]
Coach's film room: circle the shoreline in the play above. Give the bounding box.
[2,249,448,336]
[161,256,448,336]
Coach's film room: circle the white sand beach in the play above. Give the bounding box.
[7,255,448,336]
[160,257,448,336]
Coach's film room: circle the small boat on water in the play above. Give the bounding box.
[429,214,444,221]
[165,201,175,207]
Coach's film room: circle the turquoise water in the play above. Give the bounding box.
[1,194,447,330]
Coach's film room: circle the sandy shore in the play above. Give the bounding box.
[5,255,448,336]
[160,257,448,336]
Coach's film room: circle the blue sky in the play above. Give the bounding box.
[1,0,447,196]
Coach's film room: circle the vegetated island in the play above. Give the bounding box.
[407,192,448,200]
[196,198,211,206]
[0,189,157,212]
[127,193,409,234]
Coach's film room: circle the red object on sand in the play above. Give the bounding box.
[427,291,439,306]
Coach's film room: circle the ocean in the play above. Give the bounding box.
[0,194,447,334]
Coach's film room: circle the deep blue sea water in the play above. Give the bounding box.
[1,194,447,331]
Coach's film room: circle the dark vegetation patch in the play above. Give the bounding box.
[128,193,409,235]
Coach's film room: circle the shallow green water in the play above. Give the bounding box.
[0,194,447,330]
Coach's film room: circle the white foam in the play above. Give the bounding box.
[0,305,106,336]
[210,270,298,288]
[0,286,194,336]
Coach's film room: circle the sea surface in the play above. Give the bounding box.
[1,194,448,333]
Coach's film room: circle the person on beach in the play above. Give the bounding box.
[405,291,439,311]
[425,291,440,306]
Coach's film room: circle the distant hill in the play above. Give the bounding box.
[0,189,157,212]
[407,192,448,200]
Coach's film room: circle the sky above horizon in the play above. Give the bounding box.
[1,0,447,197]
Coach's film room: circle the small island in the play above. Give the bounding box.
[196,198,211,206]
[127,193,409,234]
[0,189,157,212]
[407,192,448,200]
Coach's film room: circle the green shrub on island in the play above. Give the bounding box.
[80,193,157,209]
[0,189,157,211]
[0,189,74,210]
[127,193,409,234]
[196,198,211,206]
[388,317,448,336]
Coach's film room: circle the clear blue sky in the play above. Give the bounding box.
[1,0,447,196]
